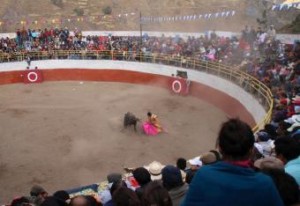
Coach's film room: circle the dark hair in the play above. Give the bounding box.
[147,112,152,117]
[141,181,172,206]
[112,187,141,206]
[133,167,151,186]
[85,195,102,206]
[262,169,300,206]
[217,119,254,160]
[69,195,89,206]
[275,137,300,162]
[176,158,187,170]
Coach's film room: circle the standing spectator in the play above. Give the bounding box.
[162,165,188,206]
[181,119,284,206]
[69,195,90,206]
[274,137,300,186]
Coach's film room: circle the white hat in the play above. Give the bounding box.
[144,161,165,181]
[188,156,203,167]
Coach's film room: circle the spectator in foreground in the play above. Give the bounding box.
[162,165,188,206]
[132,167,152,199]
[274,137,300,186]
[29,185,48,206]
[141,181,172,206]
[181,118,284,206]
[112,187,140,206]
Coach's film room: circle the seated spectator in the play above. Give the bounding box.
[112,187,140,206]
[141,181,172,206]
[252,155,299,205]
[274,137,300,186]
[29,185,48,206]
[132,167,152,199]
[144,161,165,181]
[53,190,70,206]
[69,195,90,206]
[176,158,187,181]
[99,173,122,205]
[182,118,284,206]
[162,165,188,206]
[185,157,202,184]
[10,196,30,206]
[200,152,218,165]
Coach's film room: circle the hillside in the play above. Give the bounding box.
[0,0,298,33]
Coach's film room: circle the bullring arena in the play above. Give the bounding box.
[0,56,270,202]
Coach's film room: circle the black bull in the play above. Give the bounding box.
[123,112,140,131]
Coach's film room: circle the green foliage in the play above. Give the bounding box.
[102,6,112,15]
[74,8,84,16]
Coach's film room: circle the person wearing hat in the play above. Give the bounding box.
[162,165,189,206]
[145,161,165,181]
[181,119,284,206]
[185,157,202,184]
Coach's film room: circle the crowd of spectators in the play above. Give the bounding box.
[1,26,300,206]
[6,118,300,206]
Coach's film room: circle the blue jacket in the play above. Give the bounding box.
[181,161,284,206]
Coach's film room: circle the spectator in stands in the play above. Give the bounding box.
[185,157,202,184]
[29,185,48,206]
[162,165,188,206]
[141,181,172,206]
[112,187,140,206]
[132,167,152,199]
[69,195,90,206]
[255,157,299,205]
[274,137,300,186]
[10,196,30,206]
[53,190,70,206]
[181,118,284,206]
[100,173,122,205]
[145,161,165,181]
[200,151,218,165]
[176,158,187,181]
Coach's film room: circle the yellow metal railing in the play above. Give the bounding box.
[0,50,273,132]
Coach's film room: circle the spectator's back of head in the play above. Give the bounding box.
[176,158,187,170]
[69,195,90,206]
[112,187,141,206]
[162,165,183,190]
[133,167,151,186]
[275,137,300,163]
[141,181,172,206]
[217,118,254,160]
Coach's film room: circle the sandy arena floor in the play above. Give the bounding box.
[0,81,227,202]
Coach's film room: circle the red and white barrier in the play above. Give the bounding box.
[23,70,43,83]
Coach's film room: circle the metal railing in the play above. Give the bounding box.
[0,50,273,132]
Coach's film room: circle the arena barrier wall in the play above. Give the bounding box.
[0,55,273,131]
